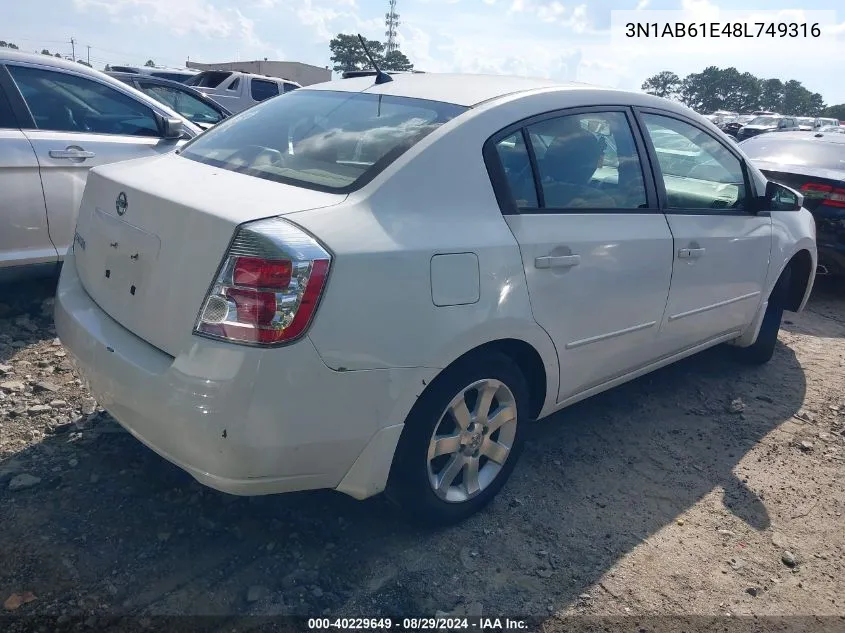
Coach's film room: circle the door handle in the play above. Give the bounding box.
[677,247,706,259]
[535,254,581,269]
[49,148,96,160]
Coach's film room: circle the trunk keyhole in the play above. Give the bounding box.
[130,285,136,295]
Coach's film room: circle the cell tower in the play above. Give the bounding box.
[385,0,400,54]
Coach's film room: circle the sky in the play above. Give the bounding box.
[4,0,845,105]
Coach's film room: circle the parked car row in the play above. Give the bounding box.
[712,111,842,141]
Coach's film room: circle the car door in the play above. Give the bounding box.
[488,107,674,402]
[635,110,772,354]
[5,63,185,259]
[0,66,56,273]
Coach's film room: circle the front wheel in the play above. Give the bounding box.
[736,268,791,365]
[385,352,528,526]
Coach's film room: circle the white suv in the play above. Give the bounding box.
[54,74,817,525]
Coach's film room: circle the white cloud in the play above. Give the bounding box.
[73,0,267,47]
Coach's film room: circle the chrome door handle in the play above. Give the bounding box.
[49,148,96,160]
[535,254,581,269]
[677,247,706,259]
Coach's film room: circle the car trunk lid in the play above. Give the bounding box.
[71,153,345,357]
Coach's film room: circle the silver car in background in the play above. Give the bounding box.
[0,51,201,281]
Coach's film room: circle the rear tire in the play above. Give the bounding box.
[736,267,791,365]
[385,352,528,526]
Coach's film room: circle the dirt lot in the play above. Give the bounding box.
[0,278,843,630]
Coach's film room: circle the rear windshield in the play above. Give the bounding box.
[185,71,232,88]
[179,90,468,192]
[741,137,845,172]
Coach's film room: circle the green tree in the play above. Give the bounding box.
[679,66,724,111]
[821,104,845,120]
[329,33,384,72]
[144,59,156,67]
[758,78,783,112]
[55,53,62,58]
[0,41,20,49]
[640,71,681,99]
[382,50,413,72]
[41,49,51,55]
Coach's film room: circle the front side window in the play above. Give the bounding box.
[138,82,223,126]
[642,113,748,211]
[180,90,467,192]
[8,65,160,137]
[250,79,279,102]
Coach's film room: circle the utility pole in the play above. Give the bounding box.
[70,37,76,62]
[87,45,91,65]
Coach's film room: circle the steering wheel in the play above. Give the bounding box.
[225,144,287,169]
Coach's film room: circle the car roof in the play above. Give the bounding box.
[108,72,233,115]
[746,130,845,144]
[193,69,300,84]
[304,72,657,108]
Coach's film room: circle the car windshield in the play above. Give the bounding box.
[179,90,468,192]
[749,116,779,126]
[741,137,845,171]
[185,71,232,88]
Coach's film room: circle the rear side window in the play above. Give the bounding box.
[250,79,279,102]
[180,90,467,192]
[283,82,298,93]
[186,71,232,88]
[492,111,647,211]
[494,133,538,209]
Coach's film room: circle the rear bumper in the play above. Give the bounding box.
[54,252,431,497]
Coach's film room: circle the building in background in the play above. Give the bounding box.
[185,60,331,86]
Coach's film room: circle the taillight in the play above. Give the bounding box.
[800,183,845,208]
[194,217,331,346]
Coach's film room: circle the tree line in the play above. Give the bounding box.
[641,66,844,118]
[329,33,414,73]
[1,40,91,67]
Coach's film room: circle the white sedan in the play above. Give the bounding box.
[54,73,817,525]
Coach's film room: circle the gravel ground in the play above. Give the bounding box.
[0,277,843,631]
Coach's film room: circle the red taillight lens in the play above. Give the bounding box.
[233,256,292,289]
[801,182,845,208]
[194,218,331,346]
[226,288,277,324]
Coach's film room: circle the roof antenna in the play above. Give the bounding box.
[357,33,392,84]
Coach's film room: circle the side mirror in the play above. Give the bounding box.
[764,180,803,212]
[155,113,184,140]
